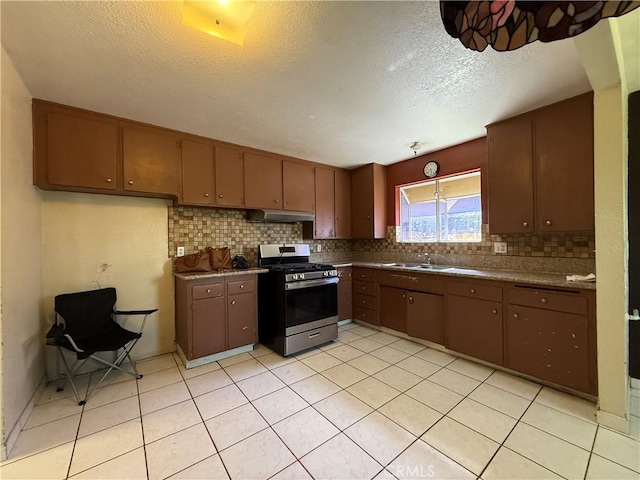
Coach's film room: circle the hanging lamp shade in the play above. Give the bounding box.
[440,1,640,52]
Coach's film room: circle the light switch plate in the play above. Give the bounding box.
[494,242,507,254]
[177,246,185,257]
[316,244,322,252]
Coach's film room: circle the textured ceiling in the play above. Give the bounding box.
[1,1,591,168]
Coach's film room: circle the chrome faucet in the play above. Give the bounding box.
[418,252,431,265]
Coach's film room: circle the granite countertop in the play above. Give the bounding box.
[174,267,269,280]
[333,261,595,290]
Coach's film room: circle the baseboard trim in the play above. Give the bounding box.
[2,374,47,461]
[597,409,630,434]
[175,343,254,369]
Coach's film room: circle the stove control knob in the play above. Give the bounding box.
[300,273,305,280]
[292,274,298,280]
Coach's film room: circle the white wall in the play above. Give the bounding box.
[0,47,45,457]
[41,192,175,378]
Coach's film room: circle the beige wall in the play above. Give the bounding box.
[41,192,175,378]
[594,86,630,426]
[0,47,45,456]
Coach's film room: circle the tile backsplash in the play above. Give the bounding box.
[168,207,595,273]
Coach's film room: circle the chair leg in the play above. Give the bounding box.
[58,351,86,405]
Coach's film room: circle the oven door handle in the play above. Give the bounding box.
[285,277,339,290]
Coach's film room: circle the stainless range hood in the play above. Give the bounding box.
[247,209,315,223]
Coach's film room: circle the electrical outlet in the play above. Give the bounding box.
[493,242,507,254]
[177,246,185,257]
[316,244,322,253]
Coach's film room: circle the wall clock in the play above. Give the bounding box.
[423,161,440,178]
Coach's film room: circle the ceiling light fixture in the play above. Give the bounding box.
[440,0,640,52]
[410,142,422,156]
[182,0,256,46]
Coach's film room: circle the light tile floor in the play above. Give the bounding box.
[2,322,640,480]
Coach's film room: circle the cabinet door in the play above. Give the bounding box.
[487,116,534,234]
[535,93,594,232]
[407,292,444,344]
[379,286,408,333]
[122,124,180,195]
[228,292,257,349]
[335,169,352,239]
[180,137,214,205]
[192,296,227,358]
[244,153,283,209]
[283,161,315,212]
[215,146,244,207]
[351,165,374,238]
[446,295,503,365]
[505,305,591,393]
[315,167,335,238]
[45,107,119,190]
[338,268,352,321]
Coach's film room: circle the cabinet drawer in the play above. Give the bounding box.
[353,306,378,324]
[337,267,352,280]
[353,268,377,282]
[378,271,444,294]
[192,282,224,300]
[227,276,256,295]
[354,280,377,297]
[508,287,587,315]
[448,280,502,302]
[354,293,377,310]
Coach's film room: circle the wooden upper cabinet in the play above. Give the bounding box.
[535,93,594,232]
[122,123,180,195]
[487,92,594,234]
[487,116,534,234]
[314,167,335,238]
[351,163,386,239]
[34,101,119,191]
[180,137,214,206]
[335,168,352,238]
[215,146,244,207]
[244,153,283,209]
[283,161,315,212]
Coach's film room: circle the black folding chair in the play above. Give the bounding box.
[45,287,157,405]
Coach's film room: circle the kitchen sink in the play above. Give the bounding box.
[382,262,420,267]
[413,264,456,271]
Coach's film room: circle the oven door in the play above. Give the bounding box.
[284,277,338,335]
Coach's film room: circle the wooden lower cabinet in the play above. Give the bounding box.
[228,291,257,349]
[175,274,258,361]
[337,267,353,321]
[352,268,379,325]
[380,286,408,333]
[407,292,445,344]
[192,296,226,358]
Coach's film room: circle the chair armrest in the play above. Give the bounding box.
[113,309,158,316]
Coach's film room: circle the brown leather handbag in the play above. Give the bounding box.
[174,250,213,273]
[208,246,233,270]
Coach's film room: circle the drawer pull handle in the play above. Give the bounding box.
[409,296,414,304]
[204,193,209,197]
[513,313,519,319]
[242,326,248,330]
[231,300,236,305]
[522,221,528,227]
[308,332,321,338]
[218,194,223,198]
[275,199,280,203]
[470,288,476,294]
[546,220,552,226]
[240,284,244,289]
[338,272,343,277]
[106,178,112,183]
[492,309,497,314]
[206,289,211,293]
[540,298,548,304]
[362,286,366,290]
[128,180,134,185]
[402,294,406,299]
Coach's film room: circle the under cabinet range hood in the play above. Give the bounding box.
[247,209,315,223]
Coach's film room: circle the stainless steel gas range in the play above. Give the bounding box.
[257,244,338,356]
